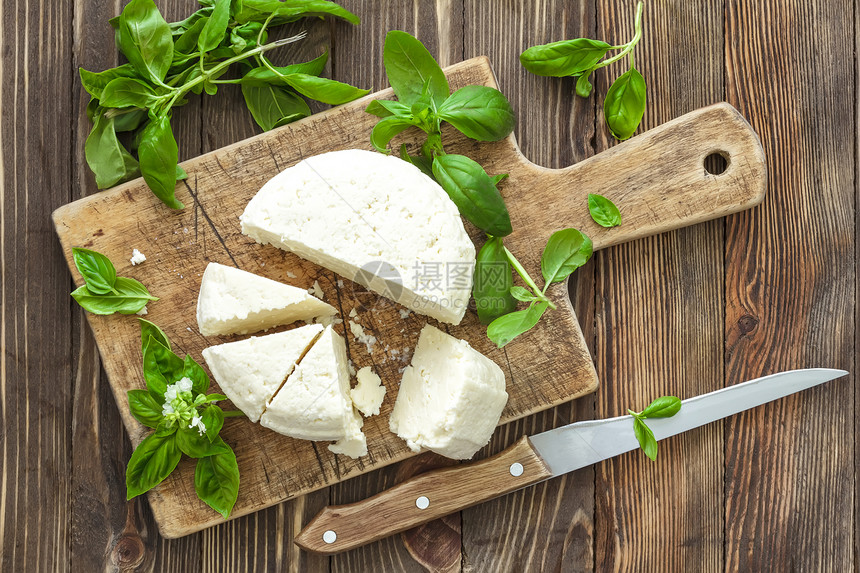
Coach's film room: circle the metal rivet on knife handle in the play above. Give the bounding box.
[415,496,430,509]
[509,462,524,477]
[323,530,337,544]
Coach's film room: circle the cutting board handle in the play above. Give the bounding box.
[495,102,767,251]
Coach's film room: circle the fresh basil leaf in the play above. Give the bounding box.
[520,38,611,77]
[138,318,170,351]
[438,85,515,141]
[236,0,360,26]
[490,173,509,186]
[641,396,682,419]
[398,144,433,177]
[632,417,658,461]
[241,82,311,131]
[117,0,174,84]
[126,431,182,499]
[176,164,188,181]
[143,335,183,398]
[509,285,537,302]
[370,117,416,152]
[604,66,646,141]
[383,30,449,106]
[473,237,517,325]
[275,73,368,105]
[138,114,184,209]
[575,71,593,98]
[177,425,230,458]
[182,354,210,395]
[366,99,411,119]
[128,389,163,428]
[71,278,157,316]
[587,193,622,228]
[79,64,139,99]
[487,301,549,348]
[100,77,160,109]
[198,0,231,52]
[431,154,512,237]
[84,112,140,189]
[540,228,593,285]
[174,17,208,54]
[194,441,240,518]
[169,5,213,34]
[111,108,148,132]
[72,247,117,295]
[201,404,225,442]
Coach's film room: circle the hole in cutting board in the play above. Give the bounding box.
[704,151,730,175]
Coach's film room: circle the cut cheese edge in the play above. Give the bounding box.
[196,262,336,336]
[389,325,508,460]
[351,367,386,417]
[240,149,476,325]
[201,324,323,422]
[260,325,366,458]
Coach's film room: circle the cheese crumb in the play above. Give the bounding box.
[309,280,324,300]
[348,320,377,353]
[348,308,358,318]
[130,249,147,266]
[348,359,357,377]
[286,270,298,279]
[135,305,148,316]
[350,367,386,417]
[337,279,344,288]
[399,309,411,319]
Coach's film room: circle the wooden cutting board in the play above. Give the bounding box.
[52,56,766,538]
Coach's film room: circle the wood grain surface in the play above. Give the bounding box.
[1,0,855,571]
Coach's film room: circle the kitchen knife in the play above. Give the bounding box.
[295,368,848,554]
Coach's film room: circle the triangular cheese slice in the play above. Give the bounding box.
[196,262,336,336]
[260,325,366,458]
[201,324,323,423]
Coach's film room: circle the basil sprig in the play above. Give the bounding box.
[520,1,646,140]
[587,193,622,228]
[70,247,157,315]
[367,31,598,347]
[127,318,244,518]
[628,396,682,460]
[82,0,368,208]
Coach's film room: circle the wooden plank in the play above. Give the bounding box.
[724,0,854,570]
[592,1,726,570]
[0,0,75,569]
[461,1,600,571]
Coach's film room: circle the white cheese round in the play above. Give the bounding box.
[240,149,476,325]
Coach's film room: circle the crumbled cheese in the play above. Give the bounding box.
[389,325,507,460]
[348,308,358,318]
[347,359,356,377]
[350,367,386,417]
[240,149,476,325]
[309,280,325,300]
[130,249,147,266]
[286,270,298,279]
[348,320,377,353]
[135,305,148,316]
[315,315,343,328]
[337,279,344,288]
[398,309,411,319]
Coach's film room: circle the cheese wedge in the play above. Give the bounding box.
[260,325,366,458]
[389,325,507,460]
[201,324,323,423]
[196,262,336,336]
[240,149,476,325]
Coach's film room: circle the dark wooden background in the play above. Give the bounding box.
[1,0,854,571]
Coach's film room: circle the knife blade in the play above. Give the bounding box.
[295,368,848,554]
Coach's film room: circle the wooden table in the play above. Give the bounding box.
[2,0,853,571]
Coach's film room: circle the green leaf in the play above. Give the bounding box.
[370,117,416,152]
[71,277,157,315]
[278,73,368,105]
[71,247,117,295]
[117,0,174,84]
[128,389,163,428]
[84,112,140,189]
[112,108,148,132]
[201,404,225,442]
[142,335,183,398]
[177,425,231,458]
[174,17,208,54]
[366,99,411,118]
[431,154,512,237]
[490,173,509,186]
[182,354,210,395]
[241,82,311,131]
[198,0,231,52]
[641,396,682,419]
[540,228,593,285]
[520,38,611,77]
[587,193,622,228]
[509,285,537,302]
[398,144,433,177]
[126,431,182,498]
[236,0,360,26]
[194,441,240,518]
[138,318,170,352]
[473,237,517,325]
[138,114,184,209]
[79,64,139,99]
[100,77,160,108]
[383,30,449,106]
[438,85,515,142]
[487,301,549,348]
[604,66,646,141]
[575,71,593,98]
[632,417,658,461]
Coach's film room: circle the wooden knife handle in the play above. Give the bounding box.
[294,437,553,554]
